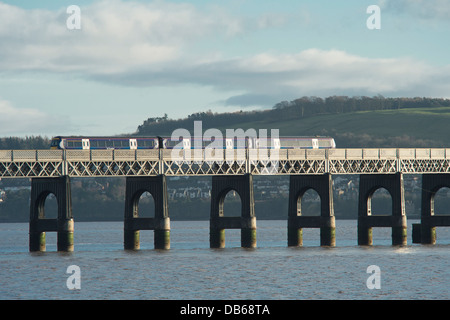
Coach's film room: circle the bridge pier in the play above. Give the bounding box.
[29,176,73,252]
[357,173,407,246]
[124,175,170,250]
[287,174,335,247]
[413,174,450,244]
[210,174,256,248]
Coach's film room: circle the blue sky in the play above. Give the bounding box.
[0,0,449,137]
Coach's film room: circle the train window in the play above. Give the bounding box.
[318,139,330,148]
[298,140,312,148]
[73,141,82,148]
[50,139,59,147]
[233,137,246,149]
[118,140,127,148]
[137,139,151,147]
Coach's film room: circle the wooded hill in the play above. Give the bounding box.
[136,96,450,148]
[0,136,50,150]
[2,96,450,149]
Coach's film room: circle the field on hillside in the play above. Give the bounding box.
[207,107,450,148]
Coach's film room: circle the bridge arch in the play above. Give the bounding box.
[124,176,170,250]
[217,187,242,217]
[29,176,73,252]
[416,174,450,244]
[429,186,450,215]
[288,174,335,247]
[131,190,156,218]
[295,187,321,217]
[210,174,256,248]
[357,173,407,246]
[33,191,58,219]
[366,187,393,216]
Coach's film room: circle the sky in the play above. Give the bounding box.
[0,0,449,137]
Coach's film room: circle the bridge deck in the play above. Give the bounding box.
[1,148,450,178]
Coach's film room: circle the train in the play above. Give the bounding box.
[50,136,336,150]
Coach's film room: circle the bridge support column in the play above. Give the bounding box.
[210,174,256,248]
[29,176,73,252]
[124,175,170,250]
[413,174,450,244]
[358,173,407,246]
[287,174,335,247]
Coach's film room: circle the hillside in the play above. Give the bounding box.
[209,107,450,148]
[136,96,450,148]
[1,96,450,149]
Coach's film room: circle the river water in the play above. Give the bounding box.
[0,220,449,300]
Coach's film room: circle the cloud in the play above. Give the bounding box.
[1,0,450,110]
[381,0,450,20]
[91,48,450,106]
[0,98,68,136]
[0,1,251,74]
[224,94,284,108]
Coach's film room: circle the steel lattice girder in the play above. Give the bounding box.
[66,161,159,177]
[1,149,450,178]
[163,160,246,175]
[400,159,450,173]
[0,161,63,177]
[328,160,397,174]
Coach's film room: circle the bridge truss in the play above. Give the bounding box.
[1,148,450,178]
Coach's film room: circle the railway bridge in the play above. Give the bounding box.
[1,148,450,251]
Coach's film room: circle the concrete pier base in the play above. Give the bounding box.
[413,174,450,244]
[124,175,170,250]
[210,174,256,248]
[124,230,141,250]
[287,174,335,247]
[57,218,74,252]
[29,229,47,252]
[357,173,407,246]
[412,223,437,244]
[29,176,73,252]
[209,228,226,249]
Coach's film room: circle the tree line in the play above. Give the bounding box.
[0,136,51,150]
[136,96,450,136]
[2,96,450,149]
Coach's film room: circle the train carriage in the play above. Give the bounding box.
[51,136,336,150]
[51,136,159,150]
